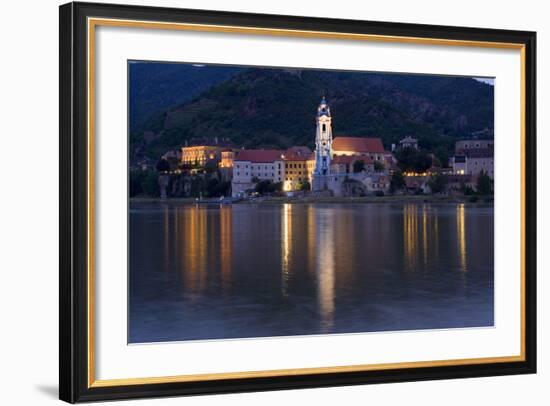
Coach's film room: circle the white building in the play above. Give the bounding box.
[398,136,419,150]
[451,139,494,178]
[312,97,333,189]
[310,97,389,194]
[231,150,285,197]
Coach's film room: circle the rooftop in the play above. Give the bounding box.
[331,155,374,165]
[332,137,385,154]
[283,146,312,161]
[400,136,418,143]
[234,149,284,163]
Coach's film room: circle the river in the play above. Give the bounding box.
[129,202,494,343]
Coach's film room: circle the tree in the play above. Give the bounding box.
[204,160,218,173]
[476,171,492,195]
[461,183,474,196]
[395,148,432,173]
[433,146,450,168]
[374,160,384,172]
[353,159,365,173]
[129,170,145,197]
[297,180,311,191]
[156,158,170,172]
[255,180,272,195]
[142,170,160,197]
[206,178,231,197]
[269,182,283,193]
[390,170,405,193]
[429,172,448,194]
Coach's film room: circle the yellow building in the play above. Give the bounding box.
[282,146,313,191]
[219,150,235,169]
[180,145,223,167]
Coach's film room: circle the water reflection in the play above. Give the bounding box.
[220,205,233,291]
[281,204,292,297]
[457,203,467,272]
[129,202,494,343]
[315,209,335,332]
[163,205,169,272]
[403,205,442,272]
[181,206,207,293]
[403,204,419,271]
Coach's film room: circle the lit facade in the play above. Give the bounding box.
[219,150,235,168]
[313,97,333,177]
[311,97,390,195]
[398,136,419,150]
[231,150,285,197]
[451,139,494,179]
[282,146,313,191]
[331,137,385,162]
[180,145,223,166]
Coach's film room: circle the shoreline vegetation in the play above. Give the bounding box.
[130,194,493,205]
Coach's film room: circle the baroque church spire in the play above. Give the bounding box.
[313,96,333,179]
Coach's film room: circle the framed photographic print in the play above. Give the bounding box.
[59,1,537,403]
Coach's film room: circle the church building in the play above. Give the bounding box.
[310,97,389,195]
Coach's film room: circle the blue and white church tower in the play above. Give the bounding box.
[312,96,333,190]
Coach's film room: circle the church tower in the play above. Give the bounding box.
[313,96,333,177]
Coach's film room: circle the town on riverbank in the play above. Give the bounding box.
[130,97,493,203]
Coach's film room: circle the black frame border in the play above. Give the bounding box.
[60,1,536,403]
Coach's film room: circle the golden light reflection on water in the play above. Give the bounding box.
[316,210,335,332]
[422,205,428,267]
[173,206,178,258]
[403,204,441,272]
[220,205,233,291]
[133,201,489,342]
[403,204,419,271]
[181,206,207,293]
[281,204,293,297]
[457,203,467,272]
[307,205,316,275]
[163,205,169,272]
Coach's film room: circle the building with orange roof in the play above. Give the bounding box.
[282,146,313,191]
[231,149,285,196]
[331,136,386,162]
[330,155,374,174]
[308,97,392,195]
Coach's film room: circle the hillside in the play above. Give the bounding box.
[129,62,242,132]
[130,67,494,162]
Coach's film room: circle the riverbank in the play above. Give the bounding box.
[130,194,493,205]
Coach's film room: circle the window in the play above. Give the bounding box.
[322,124,326,132]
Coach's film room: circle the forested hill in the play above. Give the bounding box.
[130,66,494,162]
[129,62,242,131]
